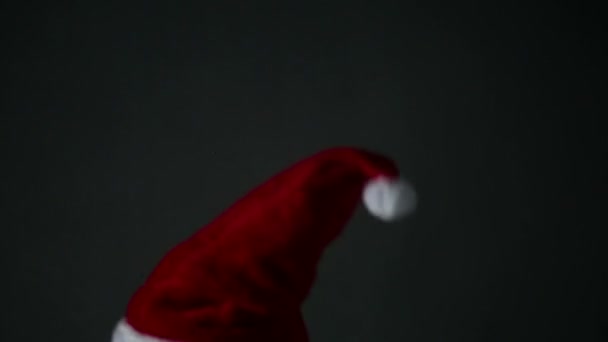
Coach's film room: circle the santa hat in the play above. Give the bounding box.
[112,146,416,342]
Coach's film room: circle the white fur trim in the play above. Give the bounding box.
[112,319,174,342]
[363,177,416,221]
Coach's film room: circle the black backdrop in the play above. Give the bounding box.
[2,2,606,341]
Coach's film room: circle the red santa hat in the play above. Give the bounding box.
[112,146,416,342]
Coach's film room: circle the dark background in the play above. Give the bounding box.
[2,2,606,341]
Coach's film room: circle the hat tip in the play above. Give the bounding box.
[363,176,417,221]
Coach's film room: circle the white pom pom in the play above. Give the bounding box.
[112,319,171,342]
[363,176,417,221]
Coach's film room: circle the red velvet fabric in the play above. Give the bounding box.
[125,147,399,342]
